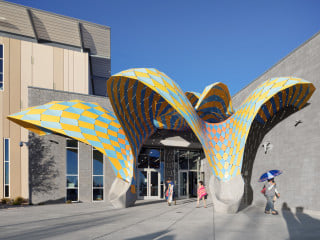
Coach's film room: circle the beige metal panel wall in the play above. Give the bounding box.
[68,50,74,92]
[53,47,64,91]
[85,53,89,94]
[73,51,88,94]
[21,41,32,108]
[0,2,34,38]
[31,10,80,47]
[20,41,32,199]
[63,49,89,94]
[63,49,69,91]
[9,38,21,198]
[30,43,88,93]
[32,44,54,89]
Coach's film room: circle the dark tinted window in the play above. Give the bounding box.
[66,148,78,174]
[178,150,188,170]
[189,151,200,170]
[148,149,160,169]
[138,154,148,168]
[93,150,103,175]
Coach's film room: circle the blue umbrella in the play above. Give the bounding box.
[259,170,282,182]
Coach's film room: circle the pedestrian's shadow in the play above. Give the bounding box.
[125,230,174,240]
[282,202,320,240]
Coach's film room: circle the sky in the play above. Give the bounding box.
[7,0,320,95]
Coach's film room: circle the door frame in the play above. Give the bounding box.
[137,168,161,200]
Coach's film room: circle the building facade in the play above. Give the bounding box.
[0,2,207,205]
[1,1,319,213]
[0,1,110,200]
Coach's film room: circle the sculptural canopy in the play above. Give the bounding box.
[8,68,315,192]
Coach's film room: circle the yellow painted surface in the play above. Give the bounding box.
[61,111,80,120]
[96,131,109,139]
[81,110,98,119]
[60,123,81,133]
[78,121,94,130]
[95,120,108,128]
[49,104,70,111]
[40,114,60,122]
[82,133,100,142]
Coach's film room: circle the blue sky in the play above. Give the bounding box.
[7,0,320,95]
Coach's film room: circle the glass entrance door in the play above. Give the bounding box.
[138,170,148,198]
[179,171,188,198]
[138,169,160,199]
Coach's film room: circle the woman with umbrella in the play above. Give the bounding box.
[259,170,282,215]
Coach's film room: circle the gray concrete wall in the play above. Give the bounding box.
[233,32,320,211]
[28,87,116,204]
[29,133,66,204]
[79,142,92,203]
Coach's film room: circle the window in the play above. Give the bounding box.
[3,138,9,197]
[178,150,188,170]
[189,151,200,170]
[66,139,79,201]
[176,149,202,171]
[137,148,161,169]
[92,148,104,201]
[0,44,3,91]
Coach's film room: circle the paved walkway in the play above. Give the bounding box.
[0,199,320,240]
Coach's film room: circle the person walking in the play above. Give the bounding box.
[197,181,207,208]
[165,179,175,206]
[264,178,280,215]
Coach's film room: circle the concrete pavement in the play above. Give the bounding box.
[0,199,320,240]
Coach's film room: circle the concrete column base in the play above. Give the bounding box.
[209,174,244,213]
[108,178,136,208]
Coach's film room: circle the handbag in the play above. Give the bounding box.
[261,187,266,194]
[204,193,208,199]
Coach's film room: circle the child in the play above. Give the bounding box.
[196,181,207,208]
[165,179,175,206]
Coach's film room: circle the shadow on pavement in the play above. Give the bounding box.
[282,202,320,240]
[175,199,197,205]
[134,199,166,207]
[134,198,197,207]
[125,230,175,240]
[3,213,126,240]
